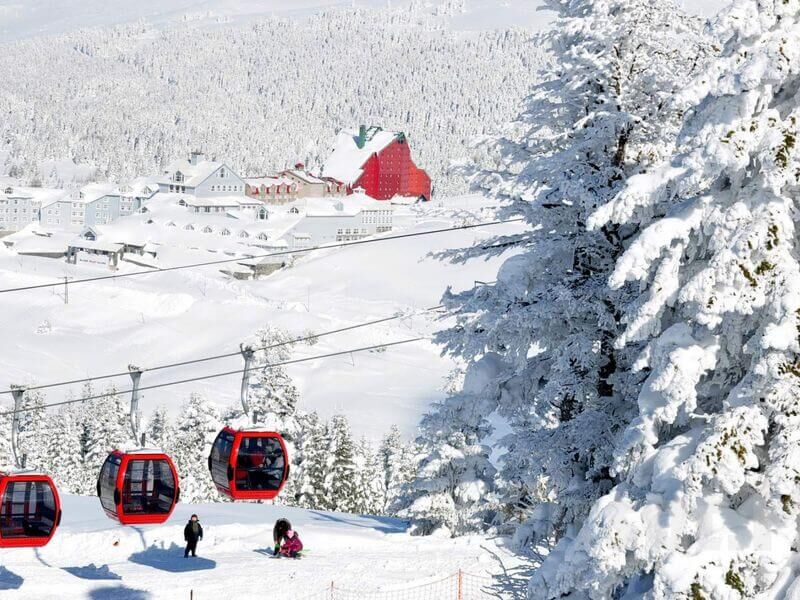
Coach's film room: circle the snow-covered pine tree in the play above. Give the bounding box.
[399,431,496,536]
[400,356,503,530]
[327,414,359,513]
[379,425,417,514]
[247,326,301,434]
[280,410,320,507]
[145,406,174,451]
[530,1,800,597]
[293,412,332,510]
[431,0,711,552]
[78,384,132,495]
[0,403,12,469]
[44,407,85,493]
[355,437,386,515]
[172,393,221,503]
[16,389,47,470]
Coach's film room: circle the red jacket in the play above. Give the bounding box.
[280,532,303,555]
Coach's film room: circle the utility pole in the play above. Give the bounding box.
[63,276,73,304]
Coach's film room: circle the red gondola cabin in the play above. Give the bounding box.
[208,427,289,500]
[97,450,179,525]
[0,472,61,548]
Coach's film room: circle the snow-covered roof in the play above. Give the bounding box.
[3,224,72,252]
[183,196,248,208]
[303,193,391,217]
[97,192,303,254]
[303,198,359,217]
[0,184,70,208]
[120,177,159,197]
[68,239,125,253]
[1,187,33,200]
[322,127,400,184]
[282,169,325,185]
[74,183,118,204]
[245,176,296,188]
[159,155,239,188]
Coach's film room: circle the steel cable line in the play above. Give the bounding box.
[0,305,445,396]
[0,218,523,295]
[0,337,425,416]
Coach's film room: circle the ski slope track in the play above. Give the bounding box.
[0,495,513,599]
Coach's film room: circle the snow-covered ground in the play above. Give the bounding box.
[0,195,521,440]
[0,494,519,599]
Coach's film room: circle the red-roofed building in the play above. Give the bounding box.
[322,126,431,202]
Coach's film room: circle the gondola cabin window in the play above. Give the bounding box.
[235,436,285,492]
[210,430,235,490]
[123,459,176,515]
[0,480,57,538]
[98,455,121,513]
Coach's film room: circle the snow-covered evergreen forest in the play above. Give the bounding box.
[0,3,543,196]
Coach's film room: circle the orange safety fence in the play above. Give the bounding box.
[291,570,498,600]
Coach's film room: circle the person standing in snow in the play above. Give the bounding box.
[278,529,303,558]
[272,518,291,556]
[184,514,204,558]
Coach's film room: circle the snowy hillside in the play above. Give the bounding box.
[0,195,520,439]
[0,0,554,41]
[0,0,728,42]
[0,494,514,599]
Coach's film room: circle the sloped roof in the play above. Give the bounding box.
[68,239,124,253]
[121,177,159,196]
[282,169,326,185]
[183,196,247,208]
[244,176,296,188]
[159,158,239,188]
[75,183,118,204]
[322,128,400,184]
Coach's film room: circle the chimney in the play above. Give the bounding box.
[295,162,305,170]
[189,151,205,166]
[356,125,367,149]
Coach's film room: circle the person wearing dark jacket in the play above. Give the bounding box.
[273,518,291,556]
[184,514,203,558]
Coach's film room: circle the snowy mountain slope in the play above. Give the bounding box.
[0,0,554,41]
[0,0,729,42]
[0,494,513,599]
[0,196,522,440]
